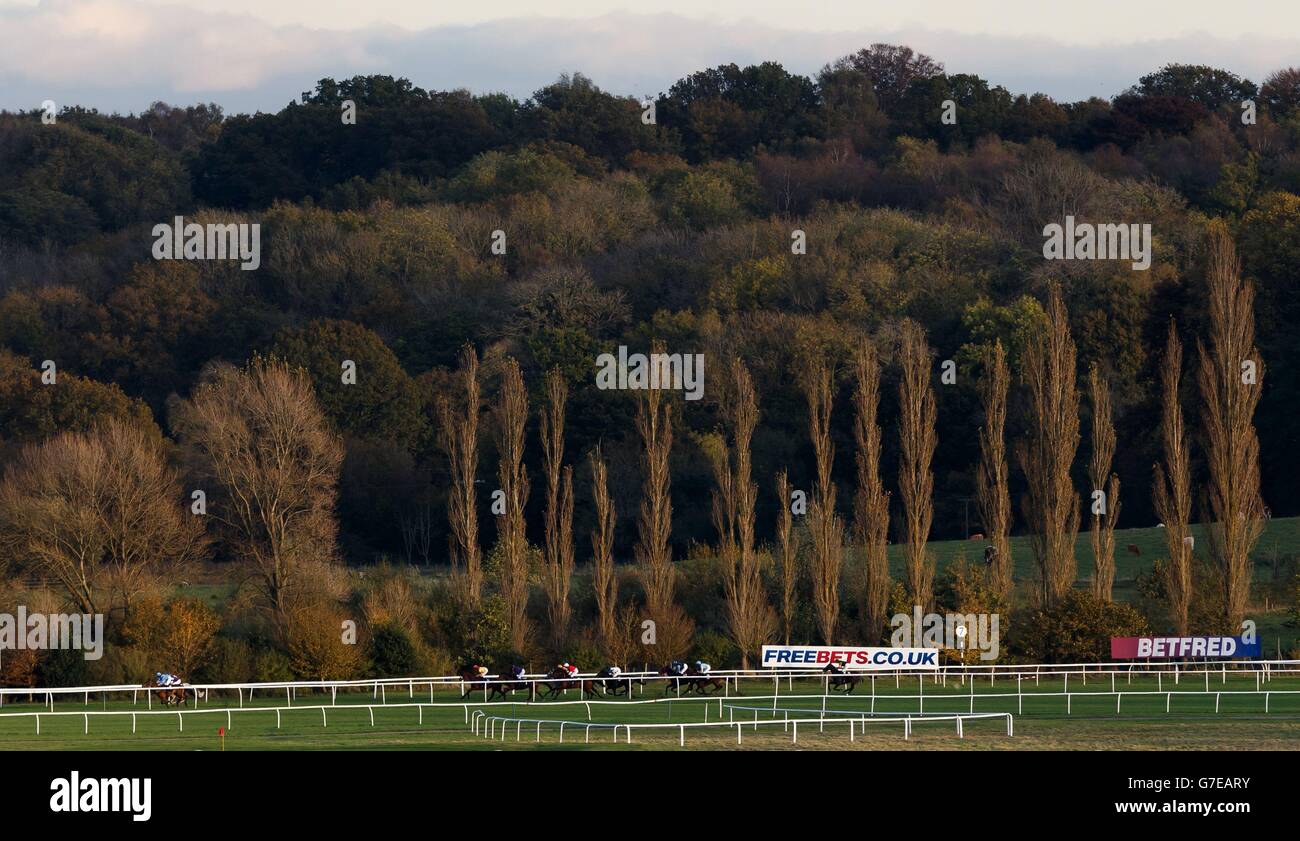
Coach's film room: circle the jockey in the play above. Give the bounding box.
[508,665,525,680]
[668,660,688,676]
[597,665,622,679]
[825,658,846,675]
[559,662,579,678]
[693,660,711,675]
[155,672,181,686]
[476,664,489,678]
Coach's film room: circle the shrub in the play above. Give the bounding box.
[438,593,514,665]
[200,636,255,684]
[286,603,366,681]
[559,637,605,671]
[86,645,150,686]
[120,596,221,676]
[1008,590,1149,663]
[690,629,738,668]
[0,648,41,688]
[254,648,294,683]
[369,622,418,677]
[37,648,88,687]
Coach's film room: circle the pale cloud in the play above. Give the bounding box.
[0,0,381,95]
[2,0,1298,113]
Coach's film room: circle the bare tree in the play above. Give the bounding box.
[977,340,1013,599]
[495,358,531,653]
[1088,365,1121,602]
[774,470,798,644]
[0,420,207,617]
[437,345,482,607]
[1154,321,1193,634]
[821,44,944,110]
[173,359,342,636]
[804,360,844,644]
[634,350,690,655]
[540,370,575,650]
[399,502,433,565]
[1197,226,1265,629]
[1017,288,1081,607]
[711,359,775,668]
[897,320,937,610]
[589,447,618,651]
[852,345,891,641]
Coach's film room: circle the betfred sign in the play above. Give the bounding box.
[1110,636,1260,659]
[760,645,939,670]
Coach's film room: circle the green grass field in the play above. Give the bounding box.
[886,516,1300,590]
[8,517,1295,751]
[3,671,1299,751]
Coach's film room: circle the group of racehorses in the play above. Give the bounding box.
[138,662,860,709]
[457,664,731,700]
[457,663,862,699]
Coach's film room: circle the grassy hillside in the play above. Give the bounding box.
[886,516,1300,591]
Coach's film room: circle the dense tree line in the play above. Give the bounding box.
[0,46,1297,678]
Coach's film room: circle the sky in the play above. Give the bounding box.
[2,0,1298,114]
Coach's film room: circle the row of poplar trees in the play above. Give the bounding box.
[435,224,1264,664]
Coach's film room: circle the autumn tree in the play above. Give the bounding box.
[804,359,843,644]
[286,601,366,681]
[1154,321,1194,634]
[710,358,775,667]
[437,345,483,607]
[1018,288,1080,607]
[897,320,937,610]
[852,345,891,641]
[976,340,1013,599]
[173,358,343,637]
[494,358,531,653]
[121,596,221,676]
[0,350,159,455]
[540,369,575,650]
[774,470,798,644]
[589,446,618,652]
[634,351,693,659]
[0,419,206,617]
[1088,365,1121,602]
[1198,226,1265,629]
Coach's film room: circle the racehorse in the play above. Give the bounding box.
[486,668,532,701]
[145,676,188,707]
[458,664,492,698]
[659,665,726,695]
[536,667,600,700]
[826,670,858,693]
[597,672,644,697]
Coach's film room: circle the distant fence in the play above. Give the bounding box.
[471,707,1015,746]
[0,660,1297,738]
[2,658,1297,707]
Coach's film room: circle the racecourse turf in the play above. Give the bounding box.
[2,670,1299,750]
